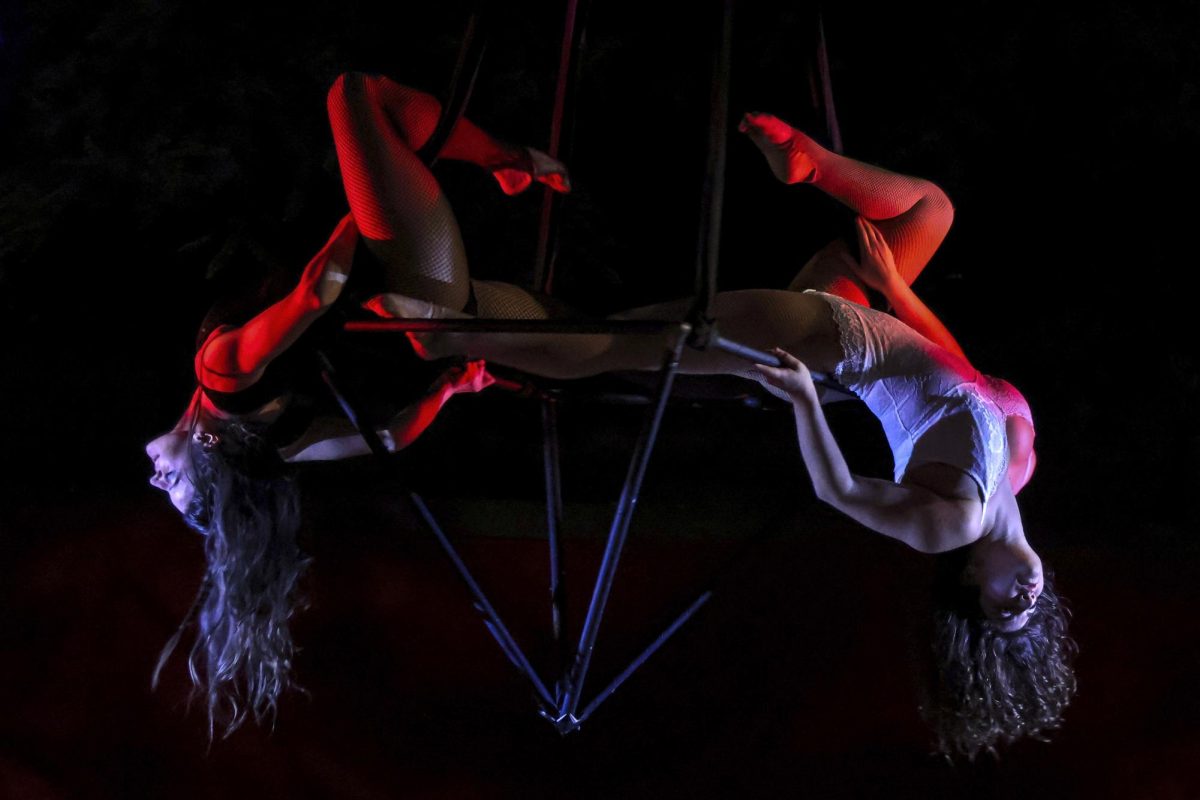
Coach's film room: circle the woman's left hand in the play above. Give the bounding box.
[442,359,496,395]
[850,216,900,292]
[753,347,817,402]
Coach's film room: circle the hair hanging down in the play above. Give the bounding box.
[924,550,1078,760]
[154,419,309,739]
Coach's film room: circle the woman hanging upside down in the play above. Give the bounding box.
[144,72,571,737]
[406,112,1077,760]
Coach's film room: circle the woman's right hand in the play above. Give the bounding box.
[753,348,817,403]
[850,216,900,293]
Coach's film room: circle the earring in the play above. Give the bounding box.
[193,431,221,451]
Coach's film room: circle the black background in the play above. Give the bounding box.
[2,1,1199,797]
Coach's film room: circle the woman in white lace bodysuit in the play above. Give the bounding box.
[400,112,1076,758]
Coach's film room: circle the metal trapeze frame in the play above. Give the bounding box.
[318,0,846,733]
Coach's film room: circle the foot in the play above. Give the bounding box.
[491,146,572,196]
[739,112,821,184]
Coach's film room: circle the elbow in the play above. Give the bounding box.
[812,475,856,510]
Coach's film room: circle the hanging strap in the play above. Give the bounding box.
[809,8,843,154]
[535,0,591,295]
[417,4,491,167]
[688,0,735,338]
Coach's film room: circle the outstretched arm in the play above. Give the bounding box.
[195,214,359,392]
[850,217,969,362]
[280,360,495,462]
[755,349,982,553]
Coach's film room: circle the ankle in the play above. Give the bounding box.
[786,129,826,184]
[740,112,821,184]
[489,144,534,195]
[490,145,570,196]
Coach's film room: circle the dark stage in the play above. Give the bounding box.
[2,1,1199,797]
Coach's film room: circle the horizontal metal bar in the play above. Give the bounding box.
[709,334,846,394]
[345,319,684,334]
[708,334,782,367]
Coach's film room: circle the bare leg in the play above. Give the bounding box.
[419,290,842,381]
[326,72,568,310]
[741,113,955,301]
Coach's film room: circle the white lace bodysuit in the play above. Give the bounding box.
[752,291,1034,504]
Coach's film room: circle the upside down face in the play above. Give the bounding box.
[146,429,196,513]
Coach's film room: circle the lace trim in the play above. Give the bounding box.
[808,291,866,384]
[959,388,1009,499]
[980,373,1034,428]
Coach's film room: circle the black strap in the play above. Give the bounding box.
[416,4,491,167]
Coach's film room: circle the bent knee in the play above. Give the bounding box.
[326,72,441,150]
[921,181,956,232]
[327,71,370,115]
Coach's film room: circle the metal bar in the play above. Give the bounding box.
[417,7,489,167]
[344,318,681,334]
[541,397,570,685]
[814,10,843,155]
[709,334,782,368]
[317,349,553,708]
[316,350,390,458]
[535,0,590,294]
[409,492,556,709]
[709,333,846,394]
[559,325,690,720]
[689,0,735,330]
[576,590,713,725]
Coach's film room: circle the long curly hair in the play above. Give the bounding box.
[923,548,1078,760]
[153,419,310,739]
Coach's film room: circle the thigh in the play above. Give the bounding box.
[329,73,471,310]
[471,279,576,320]
[615,290,844,375]
[787,239,871,307]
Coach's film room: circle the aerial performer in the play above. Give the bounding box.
[404,111,1077,759]
[144,71,571,736]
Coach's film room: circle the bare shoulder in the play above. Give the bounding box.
[194,324,265,393]
[900,463,987,552]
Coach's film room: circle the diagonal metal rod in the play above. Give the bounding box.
[577,590,713,725]
[558,325,690,721]
[541,397,570,685]
[409,493,555,709]
[316,349,390,457]
[317,349,553,710]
